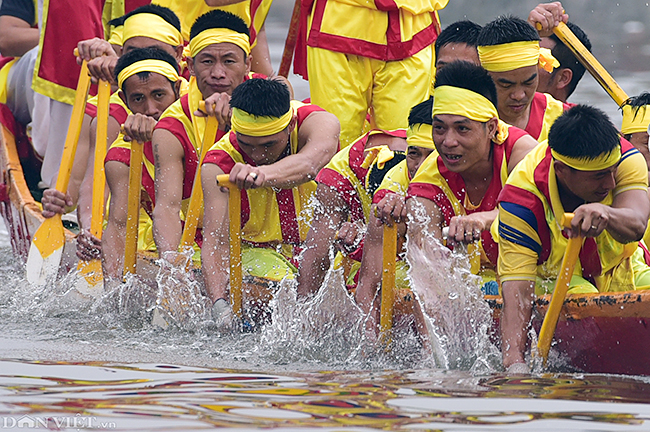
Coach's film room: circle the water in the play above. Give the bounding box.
[3,2,650,429]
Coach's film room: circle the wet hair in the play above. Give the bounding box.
[114,47,180,93]
[408,98,433,127]
[548,21,591,97]
[433,61,498,108]
[434,20,482,59]
[230,78,290,117]
[366,152,407,197]
[190,10,249,40]
[108,4,181,33]
[548,104,620,159]
[477,15,540,46]
[622,92,650,139]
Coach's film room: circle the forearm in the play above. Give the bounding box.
[296,239,333,298]
[0,27,38,57]
[101,220,126,280]
[202,237,230,302]
[261,154,321,189]
[605,206,647,243]
[153,205,183,253]
[500,280,535,368]
[354,219,384,314]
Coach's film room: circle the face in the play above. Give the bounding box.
[236,120,295,166]
[488,65,538,124]
[556,162,618,203]
[187,43,251,99]
[436,43,480,70]
[123,36,178,59]
[406,145,434,178]
[432,114,495,173]
[122,72,179,120]
[536,37,556,95]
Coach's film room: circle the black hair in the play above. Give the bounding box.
[548,21,591,97]
[477,15,540,46]
[433,61,498,108]
[408,98,433,127]
[108,4,181,33]
[621,92,650,139]
[548,104,620,160]
[434,20,482,59]
[230,78,290,117]
[190,10,249,41]
[114,47,180,92]
[366,152,407,197]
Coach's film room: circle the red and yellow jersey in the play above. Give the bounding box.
[85,91,130,125]
[201,101,323,254]
[525,92,571,142]
[497,139,648,293]
[373,158,411,204]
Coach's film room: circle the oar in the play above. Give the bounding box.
[546,22,629,106]
[537,213,584,364]
[379,223,398,345]
[123,139,144,276]
[26,57,92,287]
[178,101,219,253]
[278,0,301,77]
[75,78,111,292]
[216,174,242,319]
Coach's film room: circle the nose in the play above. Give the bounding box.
[143,99,160,118]
[210,62,227,79]
[602,170,616,191]
[510,87,526,101]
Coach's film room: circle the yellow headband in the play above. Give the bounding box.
[189,28,250,57]
[551,147,622,171]
[621,105,650,135]
[117,59,179,90]
[231,107,293,136]
[407,124,435,149]
[478,41,559,73]
[122,13,183,47]
[107,25,123,46]
[432,86,509,144]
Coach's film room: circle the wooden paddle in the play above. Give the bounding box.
[216,174,243,319]
[26,58,92,287]
[546,22,629,106]
[76,78,111,291]
[278,0,301,77]
[537,213,584,364]
[379,223,398,345]
[178,101,219,253]
[123,139,144,276]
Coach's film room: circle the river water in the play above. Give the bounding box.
[3,1,650,431]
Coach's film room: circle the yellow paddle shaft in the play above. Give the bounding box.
[537,213,583,363]
[380,223,398,344]
[552,22,629,107]
[89,80,111,239]
[216,174,242,319]
[179,101,219,250]
[123,140,144,276]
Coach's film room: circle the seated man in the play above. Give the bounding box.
[477,15,571,142]
[405,61,537,294]
[430,19,482,93]
[621,92,650,178]
[497,105,650,371]
[355,98,435,315]
[102,47,183,281]
[200,78,339,326]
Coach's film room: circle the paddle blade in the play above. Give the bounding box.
[26,217,65,286]
[76,259,104,295]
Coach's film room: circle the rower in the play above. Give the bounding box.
[431,20,482,90]
[477,15,571,142]
[621,93,650,180]
[102,47,183,281]
[151,10,263,264]
[497,105,650,372]
[200,78,339,328]
[354,99,436,322]
[404,61,537,294]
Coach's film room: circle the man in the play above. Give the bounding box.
[200,78,339,326]
[621,92,650,178]
[301,0,448,147]
[431,20,482,93]
[102,47,183,280]
[497,105,650,372]
[151,10,267,263]
[476,15,571,142]
[356,62,538,324]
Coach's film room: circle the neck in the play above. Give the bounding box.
[556,175,584,212]
[501,104,531,131]
[460,152,493,204]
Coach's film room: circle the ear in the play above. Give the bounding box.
[486,117,499,139]
[244,54,252,75]
[118,89,128,109]
[553,159,569,179]
[555,68,573,90]
[186,56,195,77]
[174,45,184,63]
[287,114,297,135]
[173,80,182,99]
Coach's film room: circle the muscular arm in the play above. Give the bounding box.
[0,15,38,57]
[508,135,539,173]
[250,24,274,77]
[102,161,130,280]
[260,111,340,189]
[354,213,384,316]
[405,196,444,249]
[296,183,347,298]
[201,162,231,303]
[500,279,536,368]
[152,128,186,254]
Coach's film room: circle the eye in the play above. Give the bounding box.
[132,95,143,103]
[457,125,470,132]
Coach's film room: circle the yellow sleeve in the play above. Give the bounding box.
[497,203,540,282]
[615,147,649,195]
